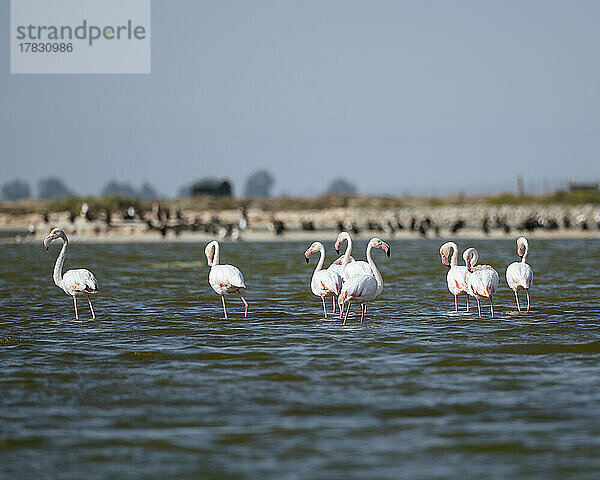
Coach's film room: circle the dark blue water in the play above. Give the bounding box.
[2,238,600,479]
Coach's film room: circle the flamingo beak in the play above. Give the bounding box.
[334,240,341,254]
[382,243,390,257]
[207,256,213,267]
[43,236,51,251]
[466,257,472,272]
[441,255,449,266]
[305,250,311,263]
[518,246,524,256]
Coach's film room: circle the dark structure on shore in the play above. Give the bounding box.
[190,179,232,197]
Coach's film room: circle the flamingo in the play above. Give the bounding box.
[338,238,390,325]
[463,248,499,318]
[505,237,534,312]
[304,242,343,317]
[334,232,373,280]
[205,240,248,319]
[439,241,470,312]
[43,227,98,320]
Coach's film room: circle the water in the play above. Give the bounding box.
[2,238,600,479]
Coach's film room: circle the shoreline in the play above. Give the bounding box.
[6,227,600,244]
[3,203,599,243]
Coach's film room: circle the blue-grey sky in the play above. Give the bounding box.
[1,0,599,197]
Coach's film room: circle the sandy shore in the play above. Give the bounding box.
[3,203,600,243]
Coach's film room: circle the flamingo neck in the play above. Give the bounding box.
[53,238,68,287]
[449,242,458,266]
[340,233,352,277]
[212,242,220,266]
[314,244,325,274]
[365,243,383,295]
[522,242,529,264]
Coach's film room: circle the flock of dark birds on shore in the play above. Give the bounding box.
[27,201,599,240]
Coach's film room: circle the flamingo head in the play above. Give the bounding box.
[334,231,349,254]
[304,242,323,263]
[369,238,391,257]
[332,255,353,265]
[463,247,479,273]
[43,227,66,251]
[439,242,452,267]
[516,237,528,257]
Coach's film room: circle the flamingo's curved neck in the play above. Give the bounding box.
[522,242,529,264]
[340,233,352,277]
[449,242,458,266]
[471,250,479,268]
[314,245,325,274]
[365,243,384,296]
[53,237,68,287]
[212,242,220,266]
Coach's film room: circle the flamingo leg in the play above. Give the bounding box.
[221,295,228,319]
[360,304,365,324]
[343,304,351,325]
[321,297,328,318]
[466,296,470,312]
[73,296,78,320]
[526,289,530,312]
[514,291,521,312]
[332,297,336,315]
[87,294,96,319]
[339,303,345,319]
[476,298,481,318]
[454,294,458,312]
[490,297,494,318]
[238,291,248,317]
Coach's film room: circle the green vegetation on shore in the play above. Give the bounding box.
[0,189,598,215]
[486,189,600,206]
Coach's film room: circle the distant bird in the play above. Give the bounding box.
[334,231,373,280]
[272,220,285,235]
[205,240,248,319]
[338,238,390,324]
[439,242,469,312]
[505,237,534,312]
[463,248,499,318]
[304,242,343,318]
[482,217,490,235]
[451,219,465,234]
[43,227,98,320]
[367,220,384,232]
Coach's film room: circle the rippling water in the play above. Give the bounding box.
[2,238,600,479]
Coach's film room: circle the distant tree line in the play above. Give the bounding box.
[1,178,161,201]
[1,170,359,201]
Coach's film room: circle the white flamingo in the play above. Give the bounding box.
[439,241,470,312]
[43,227,98,320]
[334,231,373,279]
[506,237,534,312]
[463,248,499,318]
[205,240,248,319]
[304,242,343,318]
[338,238,390,325]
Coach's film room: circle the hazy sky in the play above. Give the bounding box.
[1,0,600,197]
